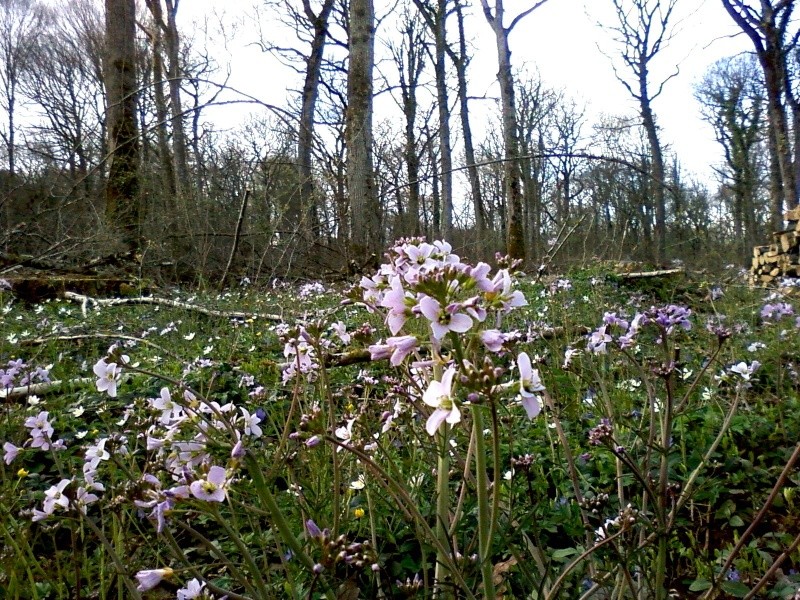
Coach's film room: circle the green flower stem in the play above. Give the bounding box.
[488,403,501,548]
[314,344,341,535]
[210,504,271,598]
[449,424,476,538]
[326,437,476,600]
[245,453,336,600]
[77,510,142,600]
[472,405,495,599]
[655,372,675,600]
[545,528,627,600]
[434,426,451,597]
[164,525,252,600]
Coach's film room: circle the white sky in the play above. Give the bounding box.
[180,0,751,186]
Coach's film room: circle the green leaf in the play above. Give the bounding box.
[552,547,578,560]
[720,581,750,597]
[688,579,712,592]
[729,515,745,527]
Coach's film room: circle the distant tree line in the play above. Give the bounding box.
[0,0,797,282]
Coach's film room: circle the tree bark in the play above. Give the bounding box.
[720,0,798,226]
[454,1,485,240]
[295,0,335,242]
[104,0,141,251]
[481,0,544,261]
[346,0,380,264]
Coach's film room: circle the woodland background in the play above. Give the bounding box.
[0,0,797,283]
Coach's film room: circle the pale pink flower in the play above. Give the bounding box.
[43,478,72,514]
[93,359,120,397]
[369,335,418,366]
[380,275,413,335]
[3,441,20,464]
[418,296,473,340]
[190,466,228,502]
[518,352,545,419]
[239,407,262,438]
[84,438,110,470]
[422,366,460,435]
[135,567,174,592]
[177,578,206,599]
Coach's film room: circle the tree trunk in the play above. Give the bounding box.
[296,0,335,242]
[346,0,380,264]
[148,22,177,201]
[454,1,485,240]
[640,73,666,262]
[481,0,527,261]
[104,0,140,252]
[433,1,452,239]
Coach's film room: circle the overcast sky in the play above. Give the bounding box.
[180,0,751,186]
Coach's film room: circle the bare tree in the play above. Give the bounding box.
[0,0,43,179]
[387,4,428,236]
[104,0,141,251]
[720,0,797,230]
[411,0,454,239]
[480,0,551,261]
[347,0,380,264]
[452,0,485,241]
[605,0,679,263]
[696,54,765,257]
[144,0,190,203]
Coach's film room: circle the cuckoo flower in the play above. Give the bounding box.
[93,359,120,397]
[369,335,419,366]
[177,578,207,600]
[380,275,414,335]
[418,296,472,340]
[517,352,545,419]
[422,365,460,435]
[190,465,228,502]
[135,568,174,592]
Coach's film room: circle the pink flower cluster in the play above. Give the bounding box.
[361,238,526,354]
[359,238,540,435]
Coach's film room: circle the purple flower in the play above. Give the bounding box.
[761,302,794,321]
[479,329,507,353]
[306,519,324,540]
[3,441,20,464]
[422,366,460,435]
[587,326,613,354]
[189,466,228,502]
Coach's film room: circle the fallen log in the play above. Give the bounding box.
[617,268,684,280]
[0,378,94,401]
[64,291,283,321]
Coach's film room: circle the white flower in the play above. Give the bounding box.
[422,366,460,435]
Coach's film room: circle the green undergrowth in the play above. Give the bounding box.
[0,260,798,600]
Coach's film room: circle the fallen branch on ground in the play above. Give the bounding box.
[63,291,283,321]
[1,378,95,401]
[617,268,685,280]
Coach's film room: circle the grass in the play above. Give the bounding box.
[0,247,798,600]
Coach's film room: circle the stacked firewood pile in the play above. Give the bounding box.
[751,207,800,285]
